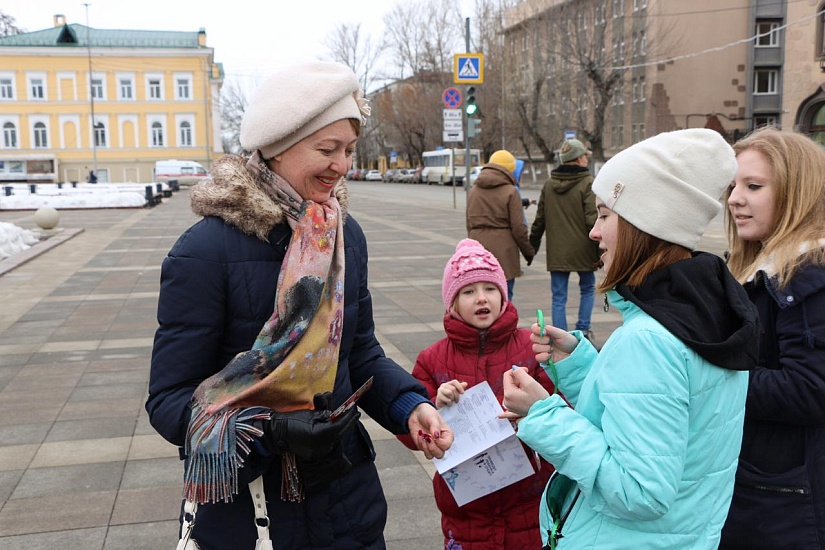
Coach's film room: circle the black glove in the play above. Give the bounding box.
[526,256,534,267]
[261,392,361,461]
[298,444,353,493]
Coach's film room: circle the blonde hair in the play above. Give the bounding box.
[725,127,825,285]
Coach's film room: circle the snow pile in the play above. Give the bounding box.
[0,221,40,261]
[0,191,146,210]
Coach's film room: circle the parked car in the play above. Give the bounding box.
[383,169,397,182]
[393,169,411,183]
[364,169,383,181]
[410,167,423,184]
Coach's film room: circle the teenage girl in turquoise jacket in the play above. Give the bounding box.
[502,129,760,550]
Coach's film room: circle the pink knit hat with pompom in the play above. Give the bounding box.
[442,239,508,312]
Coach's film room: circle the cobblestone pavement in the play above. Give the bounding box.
[0,181,727,549]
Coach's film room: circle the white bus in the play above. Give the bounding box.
[421,148,482,185]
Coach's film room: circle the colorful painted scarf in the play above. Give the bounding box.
[183,159,345,504]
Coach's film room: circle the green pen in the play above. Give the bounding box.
[536,309,559,394]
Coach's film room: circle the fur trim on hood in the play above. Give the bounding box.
[190,154,349,242]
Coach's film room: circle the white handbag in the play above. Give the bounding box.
[176,476,272,550]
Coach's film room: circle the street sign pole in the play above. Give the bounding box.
[464,17,471,197]
[451,145,457,208]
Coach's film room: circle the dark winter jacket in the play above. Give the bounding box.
[720,261,825,549]
[466,163,535,280]
[530,164,600,272]
[398,302,556,549]
[146,154,430,550]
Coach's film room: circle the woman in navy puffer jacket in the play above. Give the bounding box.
[147,61,452,550]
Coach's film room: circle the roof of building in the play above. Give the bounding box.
[0,23,205,49]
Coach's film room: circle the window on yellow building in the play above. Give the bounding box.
[3,122,17,148]
[177,78,191,100]
[30,79,45,100]
[120,78,133,100]
[151,122,164,147]
[149,79,162,100]
[0,79,12,100]
[94,122,107,147]
[180,121,192,146]
[33,122,48,148]
[91,78,104,100]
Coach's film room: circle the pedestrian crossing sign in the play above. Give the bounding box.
[453,53,484,84]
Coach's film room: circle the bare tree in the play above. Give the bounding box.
[0,10,24,37]
[502,0,673,162]
[323,22,385,92]
[220,80,250,155]
[383,0,463,78]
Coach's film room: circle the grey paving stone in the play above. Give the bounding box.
[0,422,50,445]
[0,526,106,550]
[0,470,23,501]
[103,520,178,550]
[68,383,147,402]
[45,417,137,443]
[120,457,182,489]
[12,462,124,499]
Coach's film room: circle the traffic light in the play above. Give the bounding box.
[468,118,482,138]
[465,86,478,116]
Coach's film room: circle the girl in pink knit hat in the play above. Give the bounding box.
[399,238,557,549]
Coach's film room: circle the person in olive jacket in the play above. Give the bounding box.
[466,149,535,301]
[530,139,600,340]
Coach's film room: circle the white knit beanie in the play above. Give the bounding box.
[240,61,369,159]
[591,128,736,250]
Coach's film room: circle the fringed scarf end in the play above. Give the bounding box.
[183,406,270,504]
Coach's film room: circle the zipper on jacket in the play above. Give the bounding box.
[739,480,809,495]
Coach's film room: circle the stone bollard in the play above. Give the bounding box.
[34,206,59,230]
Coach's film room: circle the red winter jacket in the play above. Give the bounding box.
[399,302,556,549]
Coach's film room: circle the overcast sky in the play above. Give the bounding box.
[6,0,476,91]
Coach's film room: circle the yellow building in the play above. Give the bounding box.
[0,14,223,183]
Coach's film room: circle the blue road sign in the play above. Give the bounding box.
[453,53,484,84]
[443,87,462,108]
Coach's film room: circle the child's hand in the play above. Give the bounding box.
[502,367,550,418]
[436,380,469,409]
[531,322,577,364]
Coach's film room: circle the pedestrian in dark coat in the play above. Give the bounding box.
[720,127,825,549]
[147,61,453,550]
[466,150,535,301]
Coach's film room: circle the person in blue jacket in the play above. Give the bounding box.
[147,61,452,550]
[501,129,760,549]
[720,127,825,548]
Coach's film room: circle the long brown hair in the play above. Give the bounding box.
[598,216,692,292]
[725,127,825,285]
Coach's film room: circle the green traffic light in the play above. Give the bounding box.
[466,104,478,116]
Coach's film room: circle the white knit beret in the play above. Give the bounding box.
[591,128,736,250]
[240,61,368,159]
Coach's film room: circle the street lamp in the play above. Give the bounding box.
[83,3,98,179]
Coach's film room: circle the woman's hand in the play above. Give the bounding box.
[531,322,578,365]
[407,403,453,459]
[502,367,550,419]
[436,380,468,409]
